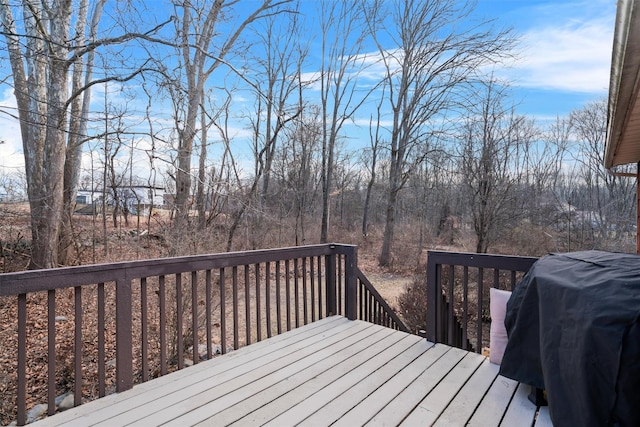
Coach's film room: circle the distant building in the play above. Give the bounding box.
[124,185,166,207]
[76,189,100,205]
[76,186,166,211]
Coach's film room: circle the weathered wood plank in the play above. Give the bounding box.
[466,374,518,426]
[38,316,347,427]
[98,320,375,426]
[333,343,450,427]
[233,332,417,426]
[500,383,537,426]
[301,338,432,425]
[262,333,421,426]
[364,346,469,426]
[398,352,486,426]
[193,326,399,426]
[31,318,546,427]
[169,325,397,425]
[433,358,500,426]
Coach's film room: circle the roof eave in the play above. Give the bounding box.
[605,0,639,169]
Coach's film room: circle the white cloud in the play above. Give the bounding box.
[500,6,614,94]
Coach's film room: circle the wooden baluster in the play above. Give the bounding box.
[255,264,261,342]
[302,257,308,325]
[232,267,239,351]
[159,276,167,375]
[285,260,291,331]
[294,258,300,328]
[17,293,26,426]
[266,262,272,338]
[191,272,198,364]
[206,270,212,360]
[275,261,282,335]
[98,283,106,395]
[176,274,183,369]
[48,289,55,414]
[141,278,149,380]
[244,265,251,345]
[220,268,226,353]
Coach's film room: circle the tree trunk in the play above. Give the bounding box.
[320,163,331,243]
[174,114,198,230]
[59,0,91,264]
[196,106,208,229]
[361,180,373,237]
[380,187,398,266]
[1,1,72,269]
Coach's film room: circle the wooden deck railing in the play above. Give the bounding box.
[426,251,538,352]
[0,243,406,426]
[357,268,410,333]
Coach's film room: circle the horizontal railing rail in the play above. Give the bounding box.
[426,251,538,352]
[0,243,404,426]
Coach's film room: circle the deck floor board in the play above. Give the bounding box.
[433,359,501,426]
[123,321,378,426]
[399,351,485,426]
[301,339,432,425]
[365,346,468,426]
[332,343,450,427]
[200,327,396,426]
[32,316,549,427]
[263,333,421,426]
[48,316,349,427]
[500,383,538,426]
[180,326,396,425]
[466,370,518,426]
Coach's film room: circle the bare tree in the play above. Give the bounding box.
[195,96,215,230]
[168,0,292,232]
[250,8,308,209]
[571,99,635,241]
[459,79,530,253]
[277,105,323,246]
[0,0,166,268]
[213,8,306,251]
[366,0,515,265]
[241,7,307,245]
[362,94,385,238]
[0,169,22,202]
[520,116,570,228]
[318,0,374,243]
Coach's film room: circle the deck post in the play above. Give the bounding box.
[426,253,439,342]
[344,245,358,321]
[325,250,337,316]
[115,276,133,392]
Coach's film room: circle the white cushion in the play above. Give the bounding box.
[489,287,512,365]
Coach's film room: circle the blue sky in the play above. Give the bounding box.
[0,0,617,175]
[478,0,615,118]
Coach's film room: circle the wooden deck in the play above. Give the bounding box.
[33,316,551,426]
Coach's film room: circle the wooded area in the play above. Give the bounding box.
[0,0,635,272]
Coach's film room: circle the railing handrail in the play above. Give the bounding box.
[427,251,538,271]
[0,243,349,296]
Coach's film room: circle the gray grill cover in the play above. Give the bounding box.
[499,251,640,427]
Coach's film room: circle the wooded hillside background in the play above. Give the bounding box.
[0,0,635,272]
